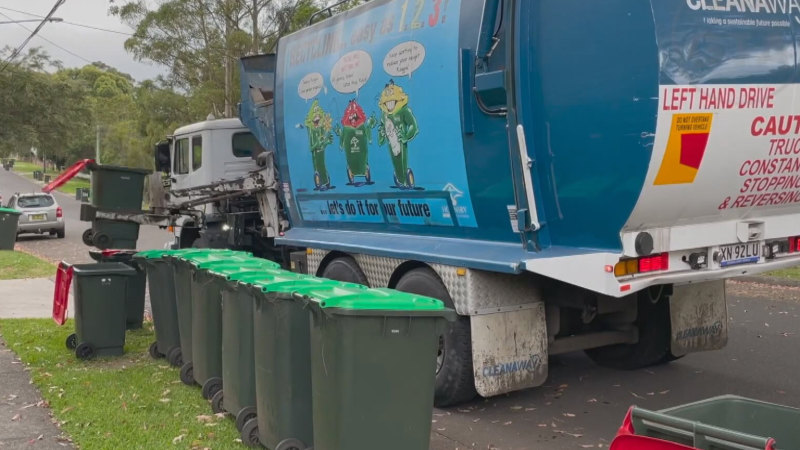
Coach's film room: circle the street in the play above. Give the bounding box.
[3,168,800,449]
[0,168,171,263]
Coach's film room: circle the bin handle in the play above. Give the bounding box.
[382,316,412,337]
[630,406,777,450]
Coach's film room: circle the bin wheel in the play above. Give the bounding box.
[276,438,306,450]
[166,347,183,367]
[210,390,225,414]
[81,229,94,246]
[235,406,257,432]
[240,418,260,448]
[585,288,672,370]
[148,342,164,359]
[65,333,77,350]
[201,377,222,400]
[75,342,95,360]
[320,255,368,286]
[92,232,112,250]
[395,267,477,407]
[179,362,196,386]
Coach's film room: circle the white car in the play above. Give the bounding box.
[6,193,65,238]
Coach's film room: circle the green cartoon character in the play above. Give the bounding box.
[304,99,334,190]
[377,80,419,189]
[334,99,377,186]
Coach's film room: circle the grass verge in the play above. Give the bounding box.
[0,250,56,279]
[765,267,800,281]
[0,319,241,449]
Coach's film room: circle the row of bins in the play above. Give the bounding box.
[132,248,453,450]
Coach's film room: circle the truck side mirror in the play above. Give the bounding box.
[154,141,171,173]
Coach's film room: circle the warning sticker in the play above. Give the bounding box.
[654,113,713,185]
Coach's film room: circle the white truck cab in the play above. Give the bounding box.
[169,118,262,192]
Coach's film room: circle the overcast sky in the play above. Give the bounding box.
[0,0,165,81]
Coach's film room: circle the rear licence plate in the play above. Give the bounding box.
[29,214,46,221]
[719,242,761,267]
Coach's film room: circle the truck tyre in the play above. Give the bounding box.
[394,267,477,407]
[585,290,671,370]
[320,256,369,286]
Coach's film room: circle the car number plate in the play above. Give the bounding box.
[29,214,46,221]
[719,242,761,267]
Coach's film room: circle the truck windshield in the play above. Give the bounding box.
[232,132,265,158]
[174,138,190,174]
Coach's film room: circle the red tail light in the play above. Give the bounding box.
[789,236,800,253]
[56,207,62,218]
[638,253,669,273]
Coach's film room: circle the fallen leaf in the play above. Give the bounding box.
[11,414,20,421]
[196,415,214,423]
[510,406,522,411]
[563,413,576,418]
[172,434,186,444]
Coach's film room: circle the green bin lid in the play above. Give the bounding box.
[0,207,20,215]
[305,287,446,311]
[178,250,252,264]
[201,259,280,274]
[227,268,290,282]
[134,248,224,260]
[253,277,367,296]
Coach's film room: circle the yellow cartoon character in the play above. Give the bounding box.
[304,100,334,190]
[378,80,419,188]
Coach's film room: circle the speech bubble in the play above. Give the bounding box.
[298,72,324,100]
[383,41,426,78]
[330,50,373,94]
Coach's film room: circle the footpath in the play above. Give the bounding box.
[0,277,72,448]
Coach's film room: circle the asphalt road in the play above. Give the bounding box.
[0,167,171,263]
[3,167,800,449]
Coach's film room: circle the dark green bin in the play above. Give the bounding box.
[169,250,252,386]
[89,163,150,212]
[239,279,363,450]
[303,287,455,450]
[133,249,205,366]
[89,250,146,330]
[218,270,313,432]
[628,395,800,449]
[68,262,138,359]
[0,207,21,250]
[91,219,140,250]
[191,258,281,401]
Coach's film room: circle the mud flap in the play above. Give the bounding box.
[471,303,548,397]
[669,281,728,357]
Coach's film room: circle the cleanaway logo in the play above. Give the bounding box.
[686,0,800,25]
[482,355,542,377]
[675,321,723,341]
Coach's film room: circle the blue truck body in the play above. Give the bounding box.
[234,0,800,401]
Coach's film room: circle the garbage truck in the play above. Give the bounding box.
[94,0,800,406]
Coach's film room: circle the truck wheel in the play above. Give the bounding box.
[585,290,671,370]
[395,268,477,407]
[320,256,369,286]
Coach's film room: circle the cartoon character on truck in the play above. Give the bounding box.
[334,99,377,186]
[377,80,419,189]
[304,100,334,190]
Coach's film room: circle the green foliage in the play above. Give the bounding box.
[2,1,366,172]
[0,319,240,448]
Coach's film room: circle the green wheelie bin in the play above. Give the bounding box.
[89,163,150,212]
[619,395,800,449]
[240,279,365,450]
[303,287,455,450]
[132,248,207,366]
[0,207,21,250]
[66,262,138,360]
[89,250,146,330]
[190,258,281,401]
[169,250,252,386]
[217,269,312,431]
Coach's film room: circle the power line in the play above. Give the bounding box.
[0,6,135,36]
[0,11,92,65]
[0,0,66,72]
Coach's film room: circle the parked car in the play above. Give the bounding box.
[5,193,65,238]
